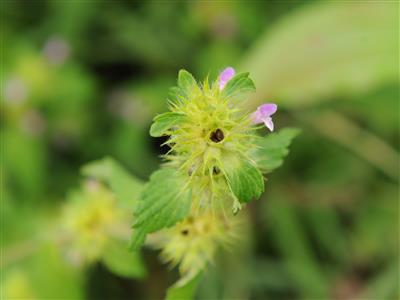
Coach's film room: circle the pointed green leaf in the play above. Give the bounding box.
[225,157,264,203]
[102,240,147,279]
[130,168,191,250]
[178,69,197,91]
[81,157,144,206]
[222,72,256,99]
[150,112,186,137]
[252,128,300,172]
[165,273,202,300]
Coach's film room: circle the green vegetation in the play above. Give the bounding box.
[2,1,398,299]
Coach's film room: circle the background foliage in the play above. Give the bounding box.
[1,1,399,299]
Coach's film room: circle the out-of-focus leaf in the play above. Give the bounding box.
[252,128,300,172]
[224,156,264,204]
[150,112,186,137]
[3,244,83,299]
[81,157,144,206]
[361,263,399,300]
[246,259,294,291]
[130,168,191,250]
[3,127,47,201]
[351,185,397,261]
[195,42,241,79]
[241,2,398,109]
[165,273,202,300]
[111,122,159,179]
[299,110,399,180]
[266,192,329,298]
[102,240,147,279]
[215,218,255,300]
[46,1,97,42]
[48,64,96,140]
[99,5,192,67]
[338,85,399,135]
[303,206,348,262]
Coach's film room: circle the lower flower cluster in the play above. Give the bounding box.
[148,212,243,283]
[60,180,128,266]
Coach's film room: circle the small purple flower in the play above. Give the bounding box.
[218,67,235,90]
[251,103,278,131]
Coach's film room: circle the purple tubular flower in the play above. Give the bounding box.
[251,103,278,131]
[218,67,235,90]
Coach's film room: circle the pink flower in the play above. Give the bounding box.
[251,103,278,131]
[218,67,235,90]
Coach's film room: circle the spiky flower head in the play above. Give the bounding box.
[61,180,128,265]
[150,67,277,214]
[148,212,243,284]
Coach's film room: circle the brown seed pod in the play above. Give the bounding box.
[213,166,220,175]
[210,129,224,143]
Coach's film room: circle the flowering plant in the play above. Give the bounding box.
[3,67,299,299]
[129,67,299,288]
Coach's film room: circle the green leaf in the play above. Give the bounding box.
[81,157,144,206]
[165,274,202,300]
[222,72,255,99]
[252,128,300,173]
[130,168,191,250]
[150,112,186,137]
[168,86,183,104]
[224,156,264,203]
[241,2,398,108]
[178,69,197,91]
[102,240,147,279]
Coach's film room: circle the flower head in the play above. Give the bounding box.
[251,103,278,131]
[61,180,127,265]
[218,67,235,90]
[150,68,266,213]
[148,212,242,283]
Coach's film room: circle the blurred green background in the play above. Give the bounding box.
[1,1,399,299]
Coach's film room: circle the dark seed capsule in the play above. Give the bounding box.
[213,166,220,175]
[210,129,224,143]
